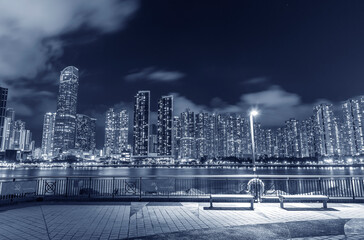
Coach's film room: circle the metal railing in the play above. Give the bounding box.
[0,175,363,203]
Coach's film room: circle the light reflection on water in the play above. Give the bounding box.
[0,166,363,178]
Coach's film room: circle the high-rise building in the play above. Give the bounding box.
[217,114,227,158]
[41,112,56,157]
[104,108,129,155]
[75,114,96,152]
[157,96,173,156]
[12,120,32,151]
[341,96,364,156]
[116,110,129,153]
[53,66,79,154]
[206,113,219,159]
[285,119,301,158]
[276,127,288,158]
[195,112,209,158]
[133,91,150,156]
[299,118,316,158]
[149,124,158,154]
[1,108,14,150]
[0,87,8,151]
[173,116,181,159]
[313,103,340,157]
[226,114,245,158]
[180,109,195,159]
[262,128,275,158]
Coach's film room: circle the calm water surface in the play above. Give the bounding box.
[0,166,363,178]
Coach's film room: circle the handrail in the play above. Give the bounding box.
[0,174,363,180]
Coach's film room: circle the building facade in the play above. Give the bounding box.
[53,66,79,154]
[133,91,150,156]
[313,103,341,157]
[341,96,364,156]
[104,108,129,156]
[157,96,173,156]
[75,114,96,152]
[41,112,56,157]
[180,109,195,159]
[0,87,8,151]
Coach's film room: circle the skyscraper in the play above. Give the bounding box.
[195,112,208,158]
[104,108,129,155]
[173,116,181,159]
[133,91,150,156]
[313,103,340,157]
[0,87,8,151]
[1,108,14,150]
[149,124,158,154]
[285,119,301,158]
[41,112,56,157]
[157,96,173,156]
[180,109,195,159]
[299,118,316,158]
[341,96,364,156]
[206,113,219,159]
[217,114,227,158]
[53,66,79,154]
[116,110,129,153]
[12,120,32,151]
[75,114,96,152]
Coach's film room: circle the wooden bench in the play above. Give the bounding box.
[279,195,329,209]
[210,194,254,210]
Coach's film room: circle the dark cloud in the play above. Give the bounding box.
[125,68,185,82]
[0,0,139,146]
[171,85,332,127]
[0,0,139,81]
[242,77,269,85]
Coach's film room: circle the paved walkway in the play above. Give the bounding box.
[0,202,363,239]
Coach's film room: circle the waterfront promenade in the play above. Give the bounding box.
[0,201,363,240]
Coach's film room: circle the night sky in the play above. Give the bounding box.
[1,1,364,148]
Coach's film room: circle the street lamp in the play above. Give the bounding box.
[249,109,259,174]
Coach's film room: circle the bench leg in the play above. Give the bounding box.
[323,200,327,209]
[210,198,213,208]
[280,200,284,209]
[250,200,254,210]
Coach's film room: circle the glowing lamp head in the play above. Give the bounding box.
[250,110,259,117]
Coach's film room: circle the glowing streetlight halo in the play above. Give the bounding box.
[250,109,259,117]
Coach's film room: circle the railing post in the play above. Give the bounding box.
[36,178,41,197]
[256,177,260,201]
[318,177,322,195]
[40,177,43,196]
[351,177,356,201]
[112,177,115,199]
[286,177,290,195]
[88,177,91,199]
[139,177,142,201]
[65,177,68,198]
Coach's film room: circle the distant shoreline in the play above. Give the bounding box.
[1,163,364,169]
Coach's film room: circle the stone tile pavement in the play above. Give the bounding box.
[0,202,363,239]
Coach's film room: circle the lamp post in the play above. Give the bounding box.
[249,110,259,174]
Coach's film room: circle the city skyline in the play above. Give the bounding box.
[1,74,363,161]
[36,66,363,161]
[1,1,364,147]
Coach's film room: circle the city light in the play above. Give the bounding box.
[250,109,259,117]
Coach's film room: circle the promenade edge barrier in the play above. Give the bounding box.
[0,175,363,204]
